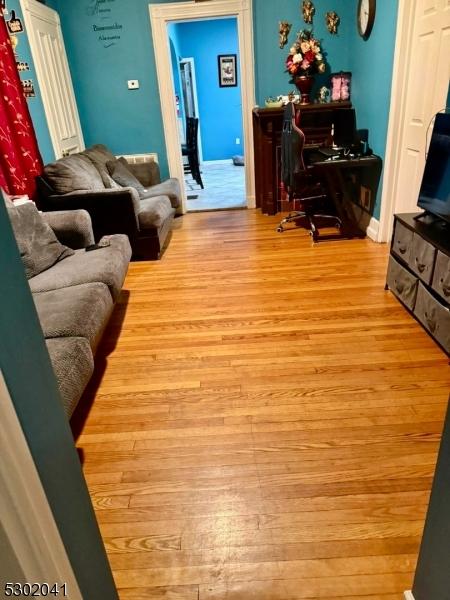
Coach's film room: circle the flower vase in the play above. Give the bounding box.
[294,75,314,105]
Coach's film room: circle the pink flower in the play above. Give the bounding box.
[301,59,310,70]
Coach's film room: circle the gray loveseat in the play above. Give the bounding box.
[36,144,181,260]
[6,197,131,418]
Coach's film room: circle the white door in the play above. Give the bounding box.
[20,0,84,158]
[392,0,450,216]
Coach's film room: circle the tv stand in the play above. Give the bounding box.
[386,213,450,354]
[413,211,446,225]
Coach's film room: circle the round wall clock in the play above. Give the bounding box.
[357,0,376,40]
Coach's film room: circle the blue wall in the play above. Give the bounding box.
[6,0,55,163]
[254,1,355,103]
[171,18,242,161]
[346,0,399,219]
[51,0,174,178]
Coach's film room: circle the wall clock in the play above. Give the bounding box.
[357,0,376,40]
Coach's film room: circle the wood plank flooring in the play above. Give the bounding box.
[76,210,449,600]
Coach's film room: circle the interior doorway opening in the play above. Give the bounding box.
[149,0,256,215]
[168,17,246,212]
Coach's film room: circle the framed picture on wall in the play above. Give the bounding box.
[218,54,237,87]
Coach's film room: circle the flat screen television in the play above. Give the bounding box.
[417,112,450,223]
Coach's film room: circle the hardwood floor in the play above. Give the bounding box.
[76,210,449,600]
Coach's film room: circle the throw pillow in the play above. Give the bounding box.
[44,154,105,194]
[81,144,120,189]
[106,158,148,198]
[4,196,74,279]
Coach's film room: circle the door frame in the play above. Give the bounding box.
[179,57,204,162]
[149,0,256,214]
[0,371,82,596]
[377,0,416,242]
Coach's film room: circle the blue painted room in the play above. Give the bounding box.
[1,1,450,599]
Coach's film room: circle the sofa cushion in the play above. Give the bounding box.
[137,195,174,229]
[44,154,105,194]
[81,144,121,189]
[124,159,161,187]
[140,177,181,209]
[29,233,132,301]
[106,158,146,195]
[33,282,113,352]
[46,337,94,418]
[5,198,74,279]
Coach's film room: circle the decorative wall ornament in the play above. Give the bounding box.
[278,21,292,49]
[218,54,237,87]
[326,11,340,35]
[6,10,24,34]
[302,1,315,24]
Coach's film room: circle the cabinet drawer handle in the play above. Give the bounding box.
[397,243,407,255]
[441,281,450,297]
[415,259,426,273]
[393,278,405,294]
[424,311,437,334]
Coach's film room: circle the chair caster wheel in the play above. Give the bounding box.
[277,227,284,233]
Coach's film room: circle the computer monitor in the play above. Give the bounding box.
[417,112,450,223]
[333,108,357,149]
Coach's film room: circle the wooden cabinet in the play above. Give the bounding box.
[252,102,351,215]
[386,213,450,354]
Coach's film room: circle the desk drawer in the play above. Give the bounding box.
[432,251,450,305]
[392,221,413,263]
[409,234,436,284]
[414,283,450,353]
[386,256,418,310]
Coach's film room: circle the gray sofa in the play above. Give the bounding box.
[5,198,131,418]
[36,144,181,260]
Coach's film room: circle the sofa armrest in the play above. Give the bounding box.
[41,188,141,242]
[42,209,95,249]
[126,161,161,187]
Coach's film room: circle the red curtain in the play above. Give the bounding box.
[0,15,43,199]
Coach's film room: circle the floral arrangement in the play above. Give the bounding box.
[285,30,326,80]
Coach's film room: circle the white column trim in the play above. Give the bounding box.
[0,370,82,598]
[404,592,415,600]
[377,0,416,242]
[366,216,380,242]
[149,0,256,213]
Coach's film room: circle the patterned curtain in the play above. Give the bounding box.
[0,15,43,199]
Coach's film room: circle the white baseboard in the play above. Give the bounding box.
[366,216,380,241]
[404,591,415,600]
[201,159,233,165]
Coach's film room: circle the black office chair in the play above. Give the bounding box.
[276,102,341,240]
[181,117,204,189]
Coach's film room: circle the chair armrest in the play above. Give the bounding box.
[126,161,161,187]
[41,188,141,242]
[41,210,95,249]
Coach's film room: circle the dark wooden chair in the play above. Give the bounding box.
[181,117,204,189]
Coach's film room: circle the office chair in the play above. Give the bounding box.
[276,102,341,240]
[181,117,204,189]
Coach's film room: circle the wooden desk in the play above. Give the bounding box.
[310,153,383,240]
[252,102,351,215]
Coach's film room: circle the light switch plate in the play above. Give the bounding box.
[127,80,139,90]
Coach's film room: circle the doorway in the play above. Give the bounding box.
[168,17,246,211]
[149,0,256,215]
